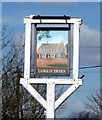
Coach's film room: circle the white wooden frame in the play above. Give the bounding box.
[20,15,83,119]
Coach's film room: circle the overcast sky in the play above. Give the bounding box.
[1,2,100,118]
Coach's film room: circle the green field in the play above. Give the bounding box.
[47,64,67,67]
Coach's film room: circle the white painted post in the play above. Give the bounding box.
[24,22,32,78]
[73,22,80,80]
[46,83,55,119]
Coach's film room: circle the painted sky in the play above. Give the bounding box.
[37,31,68,49]
[2,2,100,118]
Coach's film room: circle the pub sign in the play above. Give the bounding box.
[35,30,70,76]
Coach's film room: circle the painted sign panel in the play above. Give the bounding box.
[36,30,70,76]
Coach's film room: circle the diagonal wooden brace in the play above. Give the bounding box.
[20,78,47,109]
[55,80,82,109]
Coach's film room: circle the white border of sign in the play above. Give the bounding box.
[20,15,83,119]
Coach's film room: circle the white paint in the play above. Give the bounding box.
[20,15,83,119]
[20,78,82,84]
[20,78,82,111]
[24,17,82,24]
[73,22,80,79]
[47,83,55,119]
[21,79,47,109]
[55,82,82,109]
[24,22,31,78]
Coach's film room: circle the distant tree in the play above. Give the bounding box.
[69,92,101,120]
[1,25,46,119]
[1,25,63,119]
[85,92,102,119]
[70,111,100,120]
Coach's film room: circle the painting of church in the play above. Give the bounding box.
[37,42,67,58]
